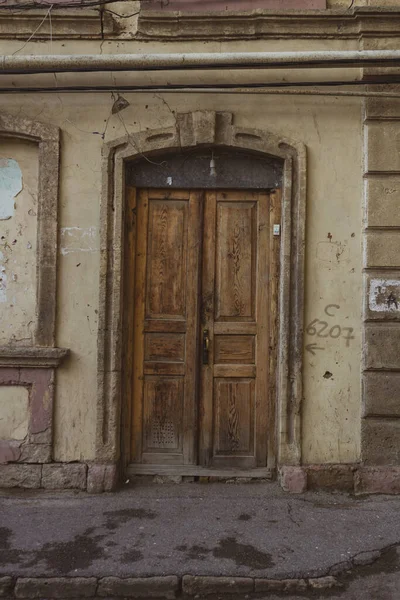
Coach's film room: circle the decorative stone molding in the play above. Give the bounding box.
[0,9,102,39]
[98,110,306,469]
[0,113,60,347]
[136,8,400,41]
[0,4,399,42]
[0,114,69,481]
[142,0,327,11]
[0,347,69,368]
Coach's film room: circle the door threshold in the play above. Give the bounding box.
[126,464,274,479]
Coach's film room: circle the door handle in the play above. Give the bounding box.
[202,329,210,365]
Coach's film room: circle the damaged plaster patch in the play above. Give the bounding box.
[0,158,22,220]
[369,279,400,313]
[0,386,29,440]
[316,241,349,265]
[60,226,98,256]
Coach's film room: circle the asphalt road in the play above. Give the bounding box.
[0,482,399,598]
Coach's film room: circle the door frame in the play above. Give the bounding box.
[96,111,306,477]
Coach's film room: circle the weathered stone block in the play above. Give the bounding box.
[308,576,338,589]
[365,274,400,321]
[255,579,307,592]
[306,465,355,492]
[0,441,21,464]
[0,576,13,597]
[14,577,97,598]
[178,111,217,147]
[365,177,400,227]
[97,576,178,598]
[362,420,400,465]
[364,324,400,370]
[363,372,400,417]
[182,576,253,595]
[366,121,400,172]
[365,232,400,269]
[355,466,400,494]
[279,466,307,493]
[29,429,52,445]
[19,444,52,463]
[87,464,118,493]
[365,98,400,121]
[153,475,182,484]
[41,464,87,490]
[0,464,41,488]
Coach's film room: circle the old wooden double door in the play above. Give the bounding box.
[128,187,280,471]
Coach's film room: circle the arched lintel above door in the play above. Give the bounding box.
[97,110,306,472]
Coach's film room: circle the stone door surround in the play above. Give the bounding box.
[98,110,307,472]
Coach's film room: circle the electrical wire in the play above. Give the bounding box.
[0,79,399,93]
[12,3,53,54]
[0,0,141,9]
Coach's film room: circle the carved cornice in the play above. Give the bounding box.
[0,347,70,368]
[0,9,102,39]
[2,6,400,41]
[137,8,400,41]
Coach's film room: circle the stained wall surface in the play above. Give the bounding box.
[0,386,29,441]
[0,139,38,346]
[0,36,363,464]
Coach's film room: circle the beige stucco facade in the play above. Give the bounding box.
[0,0,399,492]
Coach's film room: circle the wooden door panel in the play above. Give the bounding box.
[200,190,272,469]
[213,365,256,378]
[144,321,186,333]
[214,335,255,364]
[144,333,185,362]
[215,200,256,322]
[143,377,183,453]
[131,189,202,465]
[146,200,187,320]
[213,378,255,460]
[143,363,186,376]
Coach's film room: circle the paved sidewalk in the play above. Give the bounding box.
[0,481,400,597]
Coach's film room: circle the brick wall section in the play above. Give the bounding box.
[363,97,400,465]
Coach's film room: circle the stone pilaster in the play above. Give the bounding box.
[363,96,400,464]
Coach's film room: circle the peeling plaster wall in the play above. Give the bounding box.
[0,386,29,441]
[0,37,363,464]
[237,97,363,464]
[0,138,38,346]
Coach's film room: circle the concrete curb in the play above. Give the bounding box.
[0,574,341,598]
